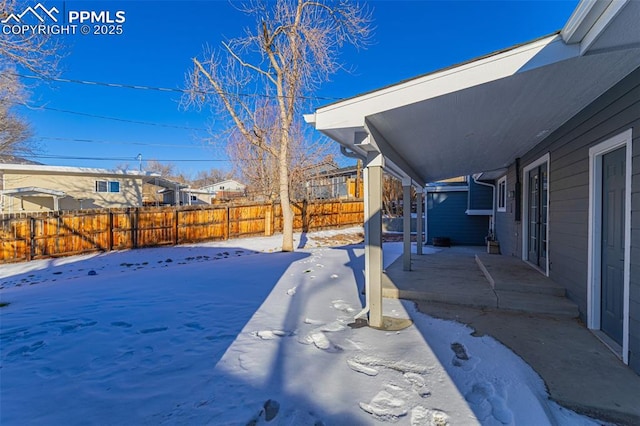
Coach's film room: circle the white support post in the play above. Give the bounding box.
[365,152,384,329]
[53,196,59,211]
[416,187,423,255]
[402,178,412,271]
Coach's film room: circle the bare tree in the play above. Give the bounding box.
[0,0,61,156]
[192,168,233,188]
[0,71,30,156]
[227,103,336,201]
[185,0,372,252]
[382,173,403,217]
[0,0,59,74]
[145,160,190,183]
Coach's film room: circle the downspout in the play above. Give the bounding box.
[473,175,496,238]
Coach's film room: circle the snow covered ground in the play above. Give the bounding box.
[1,227,601,425]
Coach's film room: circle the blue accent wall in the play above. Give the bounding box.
[427,191,489,245]
[468,180,494,210]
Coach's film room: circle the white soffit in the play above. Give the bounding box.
[314,34,578,130]
[311,0,640,183]
[366,48,639,183]
[583,0,640,54]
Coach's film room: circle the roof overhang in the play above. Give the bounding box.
[307,0,640,185]
[1,187,66,198]
[0,163,159,179]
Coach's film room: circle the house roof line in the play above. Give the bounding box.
[0,163,160,178]
[312,31,562,114]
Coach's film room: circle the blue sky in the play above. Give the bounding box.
[12,0,579,177]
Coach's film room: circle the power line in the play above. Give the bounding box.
[13,73,344,101]
[24,154,236,162]
[27,105,208,131]
[37,136,210,149]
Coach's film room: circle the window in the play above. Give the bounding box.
[96,180,121,193]
[190,195,197,201]
[497,176,507,212]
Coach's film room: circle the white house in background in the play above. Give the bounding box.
[0,163,159,213]
[199,179,246,200]
[156,187,211,206]
[307,0,640,373]
[143,177,211,206]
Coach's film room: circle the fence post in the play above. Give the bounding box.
[129,208,136,249]
[264,203,273,236]
[108,211,114,251]
[225,206,230,240]
[27,216,34,261]
[174,208,179,245]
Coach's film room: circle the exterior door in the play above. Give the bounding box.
[527,164,548,268]
[601,147,625,345]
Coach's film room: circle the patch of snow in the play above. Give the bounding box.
[0,228,605,425]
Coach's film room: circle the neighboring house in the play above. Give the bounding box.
[143,177,210,206]
[307,1,640,373]
[199,179,246,200]
[305,165,362,200]
[0,163,159,213]
[156,187,211,206]
[426,176,493,246]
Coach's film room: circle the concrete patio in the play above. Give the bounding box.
[382,246,640,425]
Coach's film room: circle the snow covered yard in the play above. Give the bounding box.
[1,228,601,425]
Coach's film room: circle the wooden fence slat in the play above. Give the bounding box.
[0,199,364,263]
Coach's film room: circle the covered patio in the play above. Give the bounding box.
[306,0,640,329]
[0,187,66,212]
[381,246,640,424]
[382,246,579,318]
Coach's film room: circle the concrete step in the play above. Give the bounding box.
[496,291,580,318]
[475,254,566,297]
[382,286,498,310]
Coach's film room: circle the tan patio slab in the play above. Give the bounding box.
[380,245,639,424]
[382,246,498,309]
[383,246,579,318]
[416,302,640,426]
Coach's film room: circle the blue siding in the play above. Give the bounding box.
[427,191,489,245]
[468,180,494,210]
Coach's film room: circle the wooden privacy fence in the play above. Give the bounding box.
[0,199,364,263]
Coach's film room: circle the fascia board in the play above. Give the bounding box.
[561,0,611,43]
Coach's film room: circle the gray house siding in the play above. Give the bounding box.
[495,67,640,373]
[494,164,520,257]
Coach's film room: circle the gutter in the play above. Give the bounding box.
[340,146,366,161]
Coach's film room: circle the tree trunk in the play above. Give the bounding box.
[279,139,294,252]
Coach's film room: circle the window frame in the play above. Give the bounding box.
[497,175,507,212]
[96,180,121,193]
[95,180,108,193]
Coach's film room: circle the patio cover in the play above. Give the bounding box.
[306,0,640,327]
[1,187,67,211]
